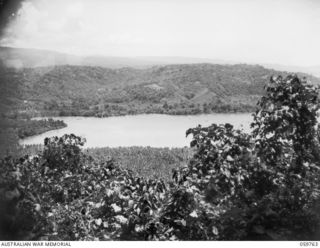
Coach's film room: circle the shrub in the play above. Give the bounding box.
[43,134,86,173]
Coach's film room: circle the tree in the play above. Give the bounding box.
[181,74,320,240]
[251,75,320,174]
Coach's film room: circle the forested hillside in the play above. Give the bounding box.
[1,63,320,118]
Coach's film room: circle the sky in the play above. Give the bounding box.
[0,0,320,66]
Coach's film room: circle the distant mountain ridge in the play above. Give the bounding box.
[0,46,230,69]
[262,63,320,78]
[1,46,320,77]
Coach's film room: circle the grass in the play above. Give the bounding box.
[85,146,193,181]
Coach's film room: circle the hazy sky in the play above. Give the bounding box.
[1,0,320,66]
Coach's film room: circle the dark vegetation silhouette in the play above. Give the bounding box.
[1,75,320,240]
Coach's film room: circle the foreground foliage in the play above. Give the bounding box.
[1,75,320,240]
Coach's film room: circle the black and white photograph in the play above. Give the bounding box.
[0,0,320,243]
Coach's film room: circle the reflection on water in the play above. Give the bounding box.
[21,113,253,148]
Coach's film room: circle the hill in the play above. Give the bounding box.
[1,63,320,118]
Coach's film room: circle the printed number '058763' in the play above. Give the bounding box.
[300,242,318,246]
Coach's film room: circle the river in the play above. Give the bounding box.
[20,113,253,148]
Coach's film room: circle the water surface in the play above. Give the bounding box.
[20,114,253,148]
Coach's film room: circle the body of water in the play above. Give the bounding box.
[20,113,253,148]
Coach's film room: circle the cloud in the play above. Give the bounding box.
[0,0,319,66]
